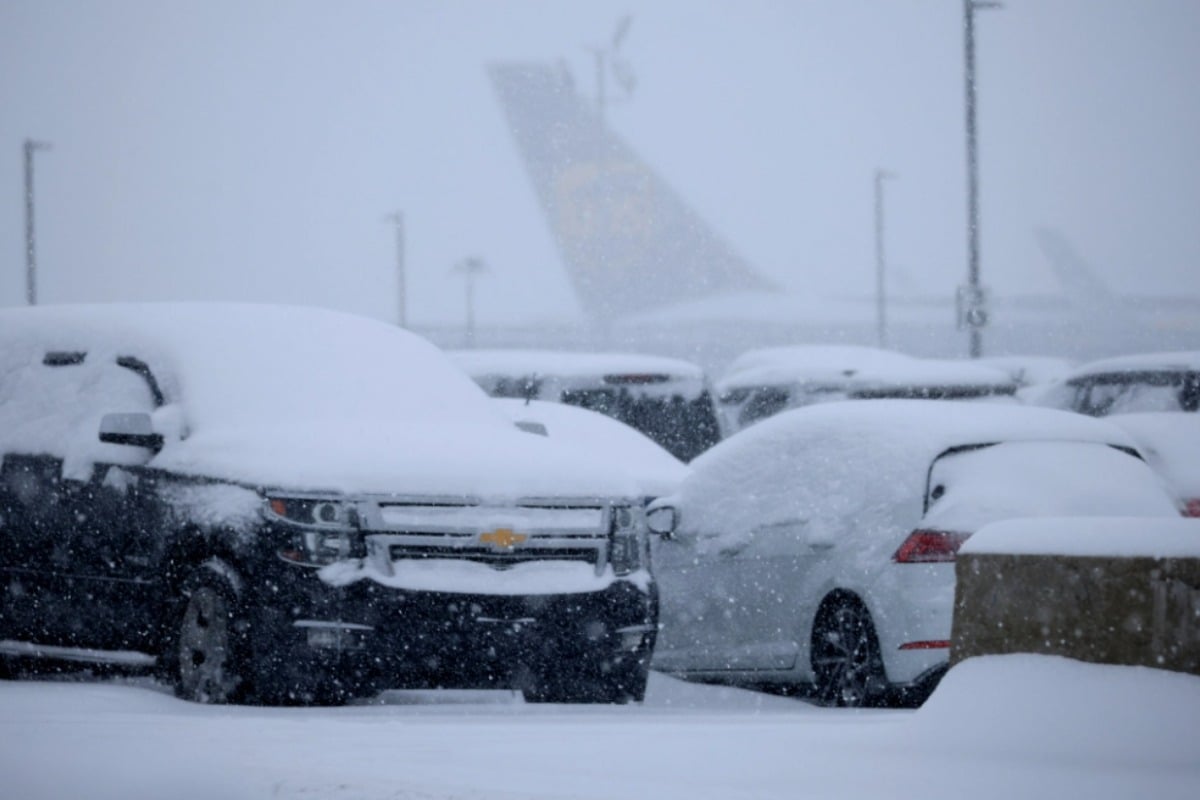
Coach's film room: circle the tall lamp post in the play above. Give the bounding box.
[452,257,487,348]
[385,212,406,327]
[874,169,896,349]
[23,139,51,306]
[961,0,1001,357]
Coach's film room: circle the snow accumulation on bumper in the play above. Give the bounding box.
[318,557,652,596]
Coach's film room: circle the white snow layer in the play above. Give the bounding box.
[0,304,639,499]
[962,516,1200,557]
[666,400,1156,543]
[494,398,689,498]
[0,655,1196,799]
[1108,412,1200,501]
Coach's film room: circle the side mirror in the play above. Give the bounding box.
[646,505,678,539]
[99,412,164,453]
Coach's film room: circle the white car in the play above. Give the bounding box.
[714,345,1016,437]
[649,400,1180,707]
[1027,350,1200,416]
[449,349,721,462]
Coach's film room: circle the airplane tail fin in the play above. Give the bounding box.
[1033,227,1119,312]
[488,61,776,321]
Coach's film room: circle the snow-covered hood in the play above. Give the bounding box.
[494,399,689,498]
[152,419,641,500]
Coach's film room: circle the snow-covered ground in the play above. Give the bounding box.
[2,655,1197,800]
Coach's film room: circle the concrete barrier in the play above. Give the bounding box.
[951,517,1200,676]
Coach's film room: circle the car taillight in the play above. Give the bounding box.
[1183,499,1200,518]
[893,529,971,563]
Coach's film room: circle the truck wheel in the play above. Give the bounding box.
[171,565,250,704]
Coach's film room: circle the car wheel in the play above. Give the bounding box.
[172,567,249,704]
[810,597,887,708]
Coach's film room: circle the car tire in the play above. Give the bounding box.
[810,596,888,708]
[169,564,252,704]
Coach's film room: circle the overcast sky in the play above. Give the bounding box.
[2,0,1198,327]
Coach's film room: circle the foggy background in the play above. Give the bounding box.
[2,0,1199,334]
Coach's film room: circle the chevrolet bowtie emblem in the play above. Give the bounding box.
[479,528,528,551]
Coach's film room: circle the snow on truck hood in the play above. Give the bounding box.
[0,304,638,499]
[155,419,640,498]
[493,399,688,498]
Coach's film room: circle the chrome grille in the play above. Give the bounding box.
[356,497,614,575]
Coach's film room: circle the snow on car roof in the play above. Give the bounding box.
[976,355,1074,386]
[0,304,640,498]
[716,345,1013,392]
[669,400,1142,539]
[449,349,706,382]
[2,302,493,426]
[1063,350,1200,379]
[493,399,688,498]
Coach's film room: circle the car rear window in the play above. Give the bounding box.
[921,440,1177,532]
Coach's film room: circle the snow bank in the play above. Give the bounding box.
[2,656,1198,800]
[914,654,1200,770]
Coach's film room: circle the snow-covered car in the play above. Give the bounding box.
[449,349,722,462]
[977,355,1074,388]
[493,399,689,500]
[1027,350,1200,417]
[0,304,659,705]
[648,400,1180,707]
[714,345,1017,437]
[1105,413,1200,517]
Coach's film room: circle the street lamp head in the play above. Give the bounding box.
[452,256,487,275]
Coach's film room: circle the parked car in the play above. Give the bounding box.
[0,304,659,705]
[1106,413,1200,517]
[714,345,1017,437]
[1027,351,1200,417]
[449,349,722,462]
[649,400,1179,707]
[976,355,1074,388]
[493,398,689,500]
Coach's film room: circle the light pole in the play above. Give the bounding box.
[961,0,1001,357]
[385,212,406,327]
[452,257,487,348]
[23,139,51,306]
[874,169,896,349]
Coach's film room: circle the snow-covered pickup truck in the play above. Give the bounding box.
[0,304,659,704]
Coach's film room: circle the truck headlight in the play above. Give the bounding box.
[266,495,359,566]
[609,505,645,576]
